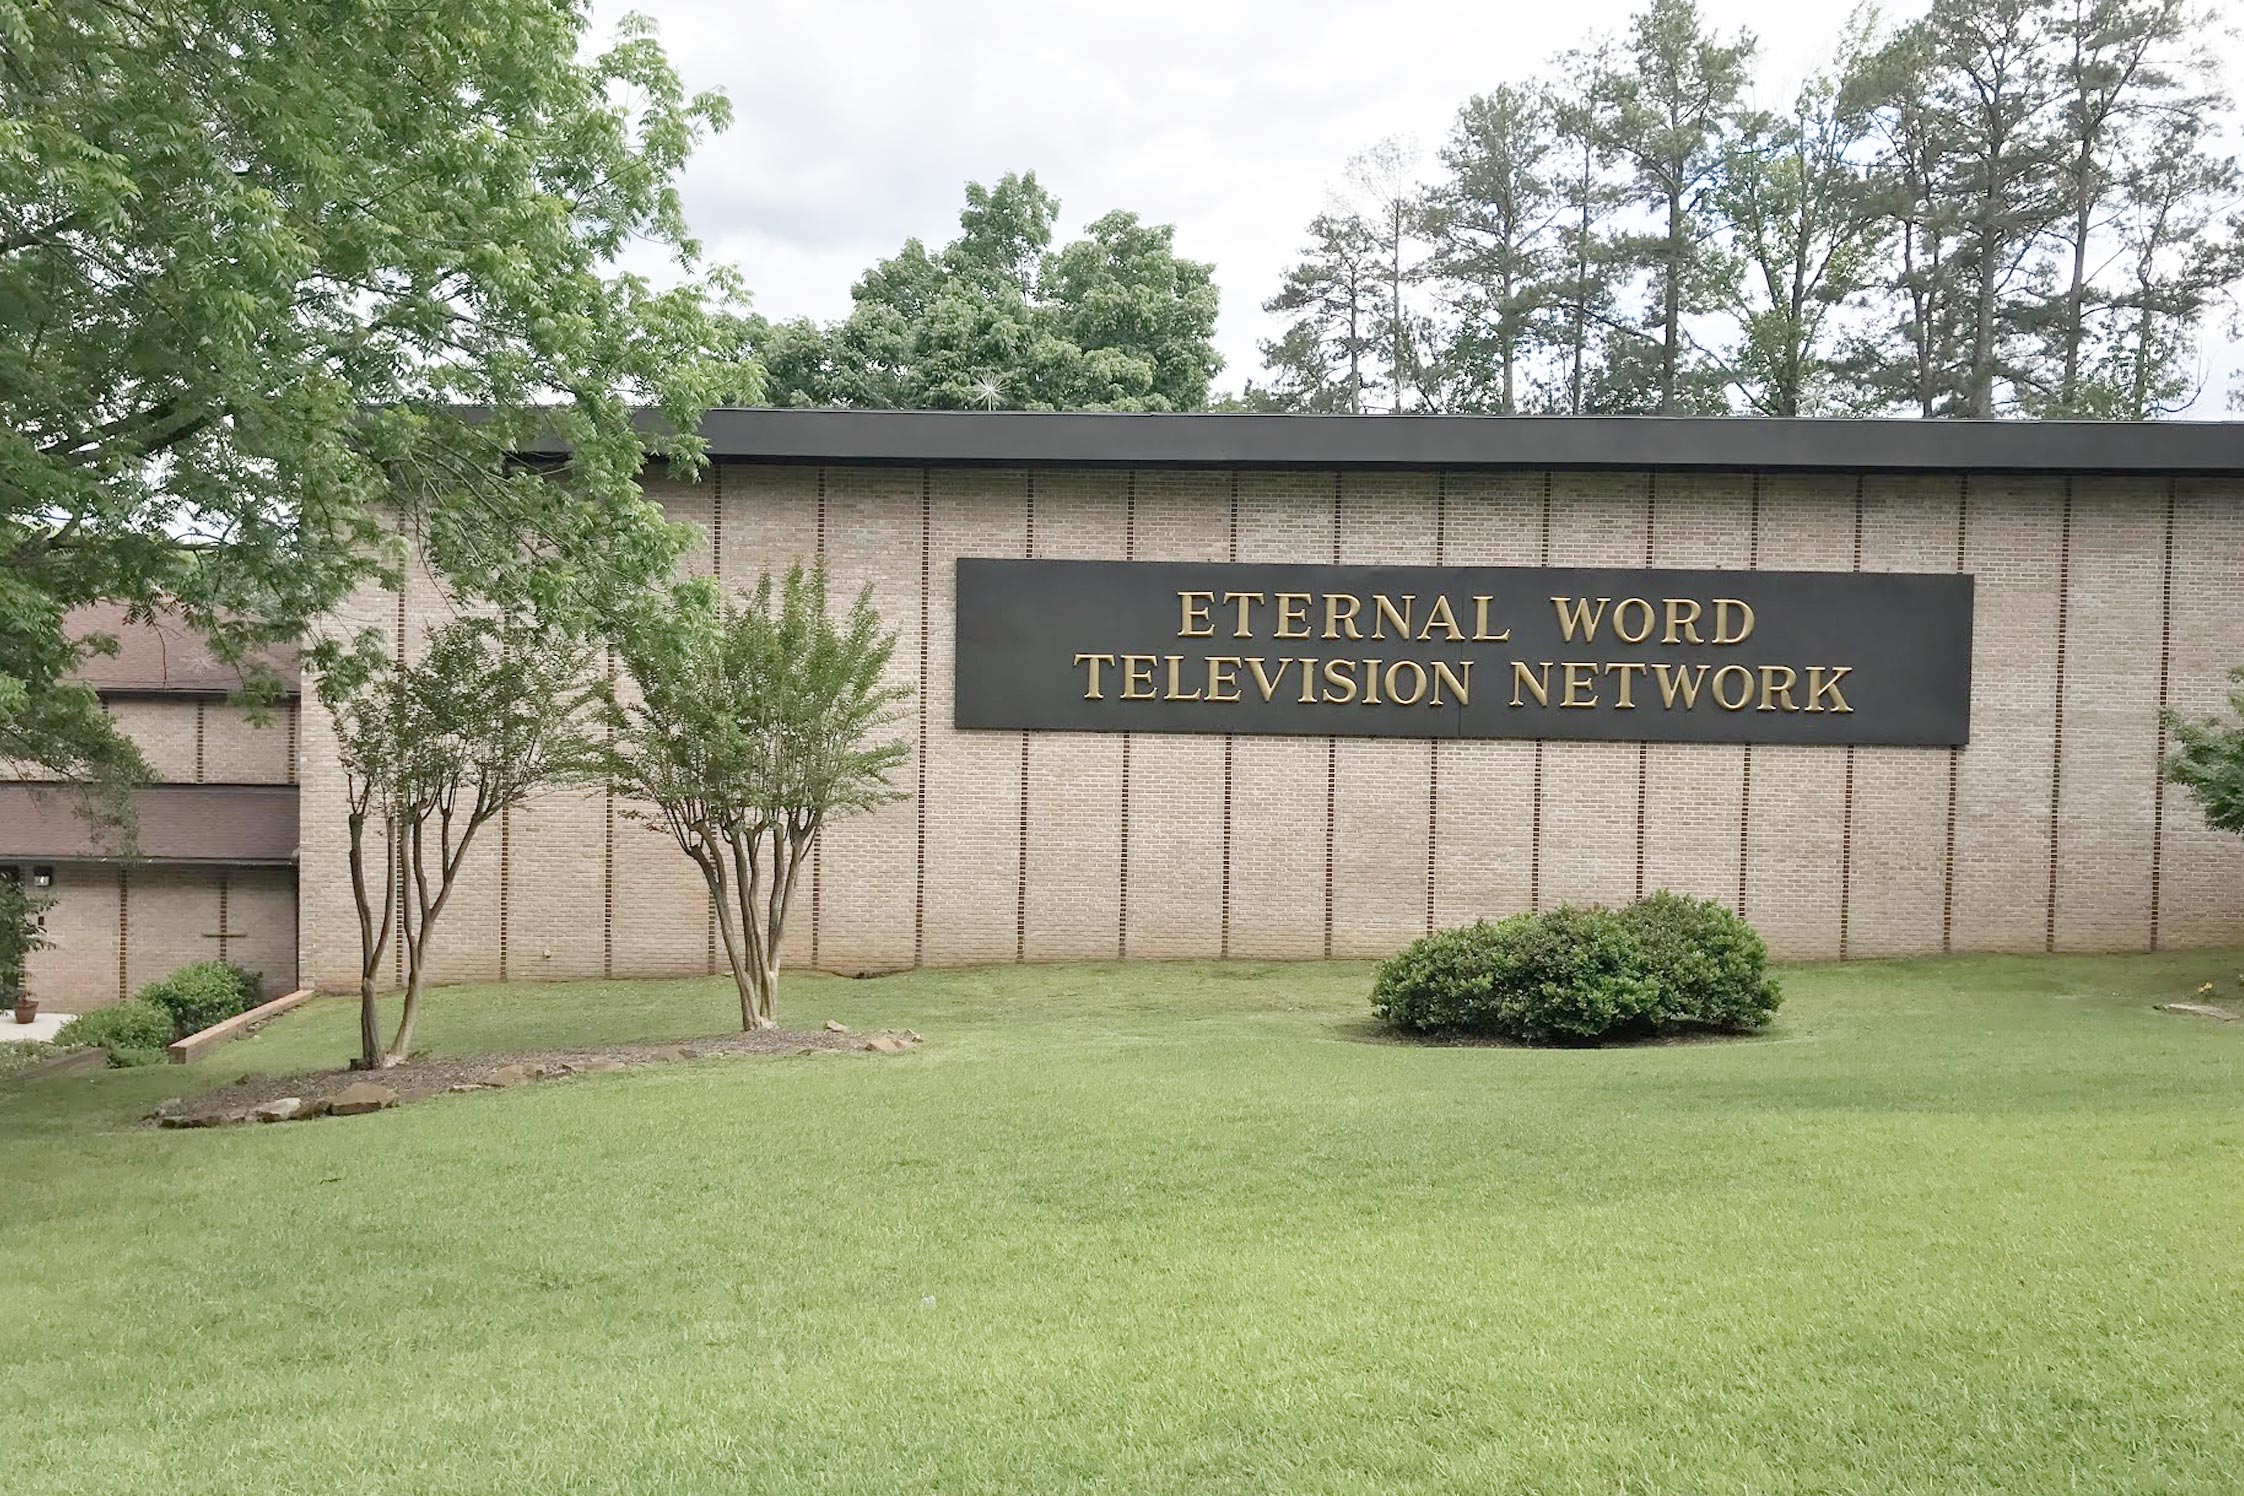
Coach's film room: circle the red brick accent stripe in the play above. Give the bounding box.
[1941,476,1969,953]
[1015,472,1034,963]
[1118,472,1136,960]
[1220,473,1239,958]
[1529,471,1551,913]
[710,463,723,974]
[602,647,617,980]
[1635,474,1654,901]
[2149,480,2177,949]
[2044,479,2074,952]
[813,466,827,969]
[1427,472,1445,934]
[1323,472,1340,959]
[1839,475,1864,958]
[498,806,510,981]
[913,471,930,968]
[1736,474,1761,918]
[116,867,129,1001]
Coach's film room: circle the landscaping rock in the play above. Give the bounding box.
[824,1020,851,1034]
[446,1082,492,1094]
[2157,1002,2237,1021]
[329,1081,399,1116]
[863,1034,907,1053]
[576,1057,628,1074]
[487,1062,540,1087]
[249,1097,305,1123]
[160,1107,244,1129]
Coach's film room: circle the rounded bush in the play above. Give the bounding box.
[1618,891,1782,1032]
[137,960,258,1038]
[1372,893,1781,1046]
[1374,906,1660,1045]
[56,1000,176,1065]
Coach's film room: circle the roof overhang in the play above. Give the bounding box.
[0,783,298,865]
[526,409,2244,476]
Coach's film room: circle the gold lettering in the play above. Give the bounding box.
[1711,664,1755,710]
[1608,660,1645,708]
[1362,659,1384,706]
[1324,594,1363,640]
[1430,660,1472,707]
[1652,662,1709,708]
[1420,595,1465,641]
[1612,597,1655,644]
[1713,598,1755,645]
[1165,655,1203,701]
[1385,660,1429,706]
[1758,665,1799,712]
[1120,654,1158,700]
[1511,660,1552,708]
[1275,593,1312,639]
[1074,652,1116,700]
[1222,591,1264,638]
[1806,666,1854,713]
[1206,655,1243,703]
[1561,662,1599,708]
[1372,594,1414,640]
[1299,657,1319,704]
[1552,596,1610,642]
[1662,598,1703,644]
[1472,596,1511,642]
[1321,657,1359,704]
[1178,591,1215,638]
[1246,656,1291,702]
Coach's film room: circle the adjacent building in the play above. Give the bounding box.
[4,605,299,1010]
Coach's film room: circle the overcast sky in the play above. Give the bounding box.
[593,0,2244,415]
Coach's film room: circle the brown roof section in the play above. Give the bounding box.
[65,603,301,696]
[0,783,298,864]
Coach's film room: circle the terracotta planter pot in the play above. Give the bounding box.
[12,998,37,1025]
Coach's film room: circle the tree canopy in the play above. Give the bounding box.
[758,172,1221,412]
[3,0,758,834]
[1248,0,2240,417]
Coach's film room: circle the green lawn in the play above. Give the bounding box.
[4,951,2242,1494]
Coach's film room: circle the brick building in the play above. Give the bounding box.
[276,411,2244,995]
[2,605,300,1012]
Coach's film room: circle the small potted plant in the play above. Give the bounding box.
[0,877,51,1026]
[10,990,35,1025]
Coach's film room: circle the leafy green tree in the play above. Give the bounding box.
[1544,50,1637,414]
[329,619,602,1069]
[2165,669,2244,841]
[604,566,910,1031]
[1592,0,1757,413]
[0,877,52,1009]
[4,0,755,843]
[1260,212,1385,413]
[762,173,1218,411]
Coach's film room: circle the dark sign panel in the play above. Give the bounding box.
[955,559,1973,746]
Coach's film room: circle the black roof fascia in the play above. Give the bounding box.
[545,408,2244,475]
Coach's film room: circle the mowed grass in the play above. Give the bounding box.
[4,951,2244,1494]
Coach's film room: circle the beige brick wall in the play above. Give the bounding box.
[27,865,295,1012]
[295,460,2244,992]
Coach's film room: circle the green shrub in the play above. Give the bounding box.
[137,960,259,1038]
[1374,905,1661,1045]
[55,1000,176,1065]
[1618,891,1782,1033]
[1372,893,1781,1046]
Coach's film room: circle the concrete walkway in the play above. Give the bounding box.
[0,1011,71,1044]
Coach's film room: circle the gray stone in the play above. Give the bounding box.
[2158,1002,2238,1021]
[823,1020,851,1034]
[863,1034,907,1053]
[249,1097,305,1123]
[576,1057,628,1074]
[486,1063,540,1087]
[328,1081,399,1116]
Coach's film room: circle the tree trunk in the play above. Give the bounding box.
[1661,189,1684,413]
[345,803,392,1070]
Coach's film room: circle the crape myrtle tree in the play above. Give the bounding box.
[603,565,909,1031]
[3,0,757,846]
[328,620,601,1069]
[2164,670,2244,845]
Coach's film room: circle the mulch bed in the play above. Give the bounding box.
[150,1024,921,1128]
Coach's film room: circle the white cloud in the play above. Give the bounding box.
[598,0,2244,413]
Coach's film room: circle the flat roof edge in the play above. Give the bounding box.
[560,409,2244,475]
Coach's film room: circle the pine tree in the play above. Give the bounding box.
[1423,86,1561,413]
[1593,0,1757,414]
[1260,213,1384,413]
